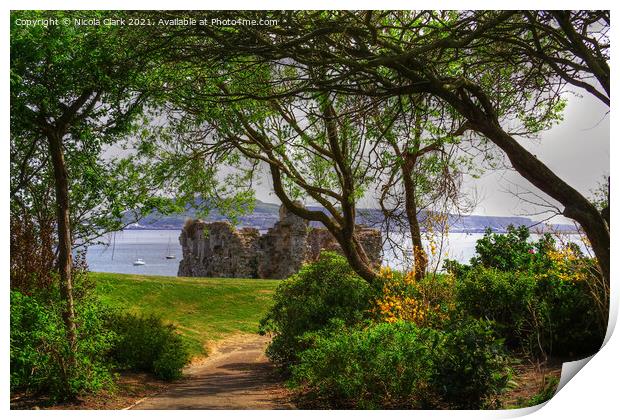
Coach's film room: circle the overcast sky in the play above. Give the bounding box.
[251,92,609,223]
[469,92,609,221]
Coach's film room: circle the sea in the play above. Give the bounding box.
[85,229,587,277]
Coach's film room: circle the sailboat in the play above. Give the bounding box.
[133,238,146,266]
[165,237,176,259]
[133,258,146,266]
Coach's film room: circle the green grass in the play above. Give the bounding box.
[92,272,280,358]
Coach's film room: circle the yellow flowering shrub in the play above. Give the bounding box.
[373,267,451,326]
[542,246,589,282]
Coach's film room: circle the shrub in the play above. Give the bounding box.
[450,226,606,357]
[470,225,555,273]
[432,319,511,409]
[456,266,538,348]
[456,266,604,356]
[523,375,559,407]
[373,268,455,328]
[259,252,373,369]
[291,321,438,409]
[291,319,510,409]
[10,290,116,401]
[535,275,604,356]
[106,313,189,380]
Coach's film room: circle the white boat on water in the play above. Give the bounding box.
[165,237,176,259]
[133,258,146,266]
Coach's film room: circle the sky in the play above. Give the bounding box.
[250,92,609,223]
[469,92,609,221]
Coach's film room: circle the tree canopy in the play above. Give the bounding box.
[11,9,610,287]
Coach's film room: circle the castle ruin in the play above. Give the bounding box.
[177,204,382,279]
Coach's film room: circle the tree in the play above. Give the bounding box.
[10,10,166,384]
[166,10,609,285]
[476,11,609,106]
[374,94,478,279]
[164,69,387,282]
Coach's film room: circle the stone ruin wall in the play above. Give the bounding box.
[177,204,382,279]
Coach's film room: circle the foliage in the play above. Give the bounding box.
[106,313,189,380]
[589,175,610,213]
[10,290,116,401]
[469,225,555,272]
[534,274,604,356]
[455,267,538,349]
[9,10,184,251]
[373,267,454,328]
[453,227,606,356]
[291,321,439,409]
[11,270,198,401]
[258,252,373,369]
[524,375,559,407]
[431,318,511,409]
[291,319,510,409]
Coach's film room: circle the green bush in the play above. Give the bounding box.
[107,312,189,380]
[535,276,604,356]
[456,266,538,348]
[291,320,510,409]
[523,376,559,407]
[449,226,605,357]
[470,225,555,272]
[456,266,604,356]
[432,319,511,409]
[259,252,373,369]
[10,290,116,401]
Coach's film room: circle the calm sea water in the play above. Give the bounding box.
[86,230,184,276]
[85,229,586,276]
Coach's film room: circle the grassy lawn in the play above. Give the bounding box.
[92,272,280,358]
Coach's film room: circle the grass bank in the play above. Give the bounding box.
[92,272,280,358]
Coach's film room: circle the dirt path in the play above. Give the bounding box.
[132,334,294,410]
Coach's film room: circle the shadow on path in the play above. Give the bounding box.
[133,335,293,410]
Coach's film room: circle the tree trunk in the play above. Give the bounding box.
[474,119,610,285]
[402,157,428,280]
[268,165,378,284]
[336,228,379,284]
[425,83,610,286]
[46,132,78,356]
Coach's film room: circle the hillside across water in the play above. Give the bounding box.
[125,199,576,233]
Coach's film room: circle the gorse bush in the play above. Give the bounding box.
[10,290,116,401]
[107,313,189,380]
[373,267,455,328]
[260,253,510,408]
[258,226,605,409]
[259,252,373,369]
[291,319,511,409]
